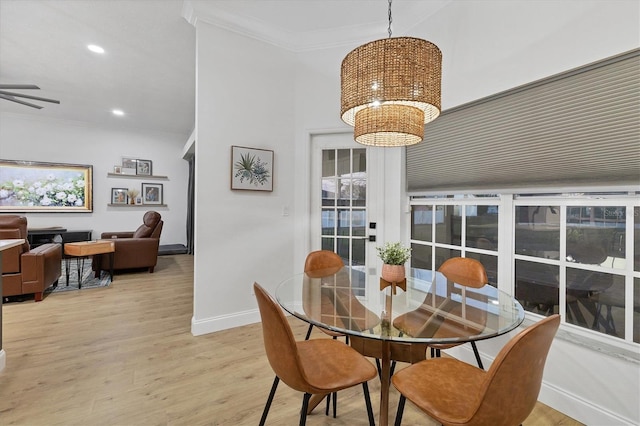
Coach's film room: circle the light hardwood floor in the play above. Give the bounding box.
[0,254,583,426]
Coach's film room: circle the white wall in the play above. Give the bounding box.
[0,113,189,244]
[191,22,296,335]
[192,0,639,423]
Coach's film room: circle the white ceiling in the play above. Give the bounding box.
[0,0,448,138]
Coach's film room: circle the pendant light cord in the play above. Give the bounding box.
[387,0,393,38]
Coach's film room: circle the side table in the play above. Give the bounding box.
[63,241,115,288]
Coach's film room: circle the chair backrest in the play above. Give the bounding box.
[471,315,561,425]
[304,250,344,278]
[438,257,488,288]
[133,211,163,238]
[253,282,310,393]
[0,215,29,250]
[0,215,29,273]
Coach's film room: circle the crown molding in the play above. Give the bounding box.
[182,0,452,53]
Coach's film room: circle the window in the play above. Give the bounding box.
[410,192,640,346]
[410,196,499,286]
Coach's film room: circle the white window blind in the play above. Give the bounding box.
[406,49,640,193]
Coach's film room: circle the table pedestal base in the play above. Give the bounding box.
[349,336,431,426]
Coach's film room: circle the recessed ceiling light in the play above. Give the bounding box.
[87,44,105,54]
[112,109,124,116]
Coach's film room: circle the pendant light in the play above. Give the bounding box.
[340,0,442,146]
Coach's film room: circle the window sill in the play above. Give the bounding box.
[522,315,640,364]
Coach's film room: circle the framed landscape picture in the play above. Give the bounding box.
[230,146,273,191]
[141,183,163,205]
[0,159,93,212]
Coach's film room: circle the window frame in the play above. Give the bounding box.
[409,189,639,355]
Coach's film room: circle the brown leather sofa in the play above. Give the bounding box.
[92,211,163,276]
[0,215,62,302]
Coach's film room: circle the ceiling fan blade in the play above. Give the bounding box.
[0,93,43,109]
[0,84,40,90]
[0,90,60,104]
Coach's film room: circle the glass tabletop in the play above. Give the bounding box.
[276,266,525,344]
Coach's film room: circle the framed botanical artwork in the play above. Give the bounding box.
[0,159,93,212]
[141,183,163,205]
[136,159,152,176]
[231,146,273,191]
[111,188,128,204]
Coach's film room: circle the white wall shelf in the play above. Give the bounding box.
[107,204,167,208]
[107,173,168,180]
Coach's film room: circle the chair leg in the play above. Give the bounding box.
[259,376,280,426]
[332,391,337,418]
[394,394,406,426]
[362,382,375,426]
[591,303,603,329]
[304,324,313,340]
[325,392,330,416]
[299,393,311,426]
[471,341,484,369]
[323,391,337,417]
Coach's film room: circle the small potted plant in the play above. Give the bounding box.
[376,241,411,283]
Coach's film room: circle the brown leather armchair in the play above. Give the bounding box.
[92,211,163,276]
[0,215,62,302]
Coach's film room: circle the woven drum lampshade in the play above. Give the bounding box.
[341,37,442,147]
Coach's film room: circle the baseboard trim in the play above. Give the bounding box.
[191,309,260,336]
[538,380,636,425]
[0,349,6,372]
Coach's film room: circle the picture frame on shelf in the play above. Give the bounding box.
[113,165,122,174]
[121,157,137,175]
[141,183,163,205]
[230,145,274,192]
[0,159,93,212]
[122,157,137,169]
[135,196,142,205]
[136,159,152,176]
[111,188,128,204]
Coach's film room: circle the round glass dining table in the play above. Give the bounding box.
[276,266,525,426]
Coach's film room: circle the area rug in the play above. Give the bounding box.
[48,258,112,293]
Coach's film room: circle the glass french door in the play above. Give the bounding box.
[311,134,374,278]
[320,147,367,267]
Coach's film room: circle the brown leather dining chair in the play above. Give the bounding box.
[303,250,347,341]
[392,257,489,369]
[301,250,381,417]
[253,282,376,426]
[392,314,561,426]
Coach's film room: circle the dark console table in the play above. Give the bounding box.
[27,229,92,250]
